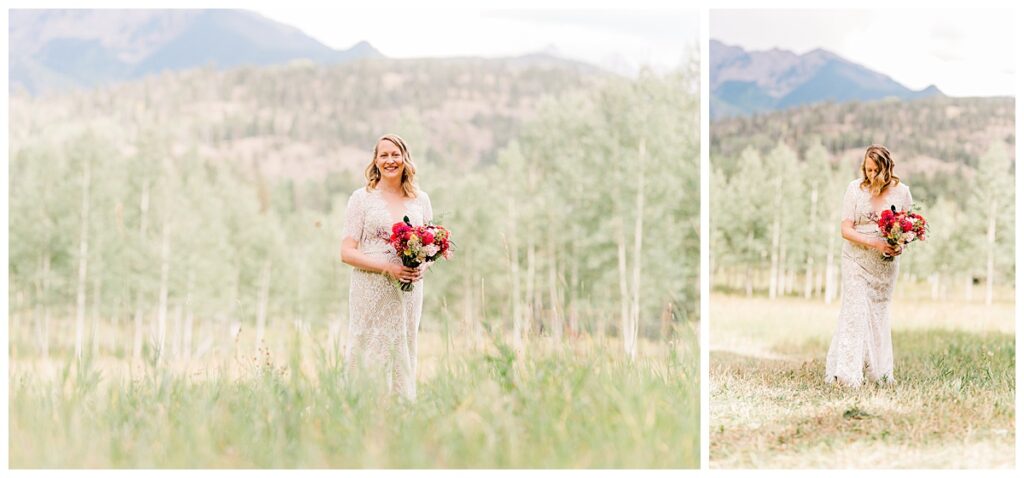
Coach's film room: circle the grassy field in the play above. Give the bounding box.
[710,293,1015,468]
[9,321,700,468]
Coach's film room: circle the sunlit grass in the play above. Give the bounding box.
[710,294,1014,468]
[10,322,699,468]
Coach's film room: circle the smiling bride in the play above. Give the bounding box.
[339,133,433,401]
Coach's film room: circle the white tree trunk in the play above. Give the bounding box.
[617,220,631,357]
[745,231,754,297]
[30,257,40,358]
[156,211,171,363]
[568,229,580,339]
[547,243,562,342]
[91,272,101,357]
[11,280,20,359]
[172,303,184,358]
[295,257,306,321]
[526,240,536,338]
[74,158,91,360]
[769,171,785,301]
[986,198,996,305]
[133,179,150,360]
[255,258,272,349]
[804,187,818,299]
[779,244,790,296]
[507,196,523,352]
[183,269,194,361]
[36,255,51,360]
[803,257,814,299]
[628,140,646,360]
[824,217,838,304]
[184,306,194,362]
[462,269,474,349]
[477,277,486,350]
[768,215,781,300]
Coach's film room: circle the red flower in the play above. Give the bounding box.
[387,219,454,269]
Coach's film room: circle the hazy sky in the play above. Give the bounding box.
[712,9,1014,97]
[255,8,699,76]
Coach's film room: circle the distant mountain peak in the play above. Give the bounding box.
[540,43,562,56]
[9,9,384,95]
[711,40,944,119]
[347,40,381,56]
[804,47,841,62]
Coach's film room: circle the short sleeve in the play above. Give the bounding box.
[342,189,365,242]
[840,181,858,222]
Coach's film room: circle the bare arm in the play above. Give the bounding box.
[841,219,899,255]
[339,189,421,282]
[341,237,394,275]
[340,238,422,282]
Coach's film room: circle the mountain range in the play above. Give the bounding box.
[710,39,943,119]
[9,9,383,95]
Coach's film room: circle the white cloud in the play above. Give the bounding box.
[711,9,1014,97]
[254,7,698,76]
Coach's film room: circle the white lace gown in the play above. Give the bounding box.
[341,186,432,401]
[825,179,912,387]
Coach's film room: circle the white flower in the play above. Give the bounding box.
[424,244,440,257]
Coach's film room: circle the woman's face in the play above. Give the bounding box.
[375,140,405,180]
[864,157,880,180]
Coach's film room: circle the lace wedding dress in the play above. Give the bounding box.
[825,179,912,387]
[341,186,432,401]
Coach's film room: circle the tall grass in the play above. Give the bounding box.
[10,323,699,468]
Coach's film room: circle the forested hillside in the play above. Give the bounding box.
[711,96,1015,304]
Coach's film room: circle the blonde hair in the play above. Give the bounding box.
[860,144,900,196]
[365,133,417,198]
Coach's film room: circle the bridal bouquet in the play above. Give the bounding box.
[876,205,928,262]
[388,216,453,291]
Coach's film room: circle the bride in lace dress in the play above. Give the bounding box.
[340,134,432,401]
[825,145,912,387]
